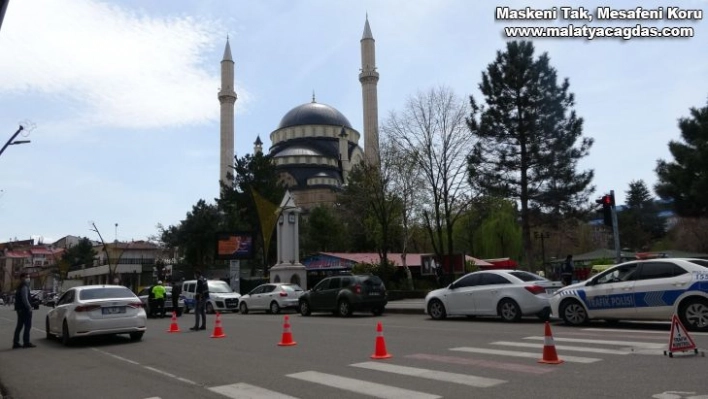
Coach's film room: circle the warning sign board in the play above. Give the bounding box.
[668,314,697,353]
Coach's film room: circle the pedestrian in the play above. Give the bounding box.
[171,277,183,316]
[561,254,574,286]
[151,280,166,318]
[13,273,36,349]
[190,270,208,331]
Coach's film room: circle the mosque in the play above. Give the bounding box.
[217,16,381,209]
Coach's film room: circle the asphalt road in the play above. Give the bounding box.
[1,305,707,399]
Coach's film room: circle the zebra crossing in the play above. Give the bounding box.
[146,328,676,399]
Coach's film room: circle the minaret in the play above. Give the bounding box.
[219,37,237,189]
[253,136,263,155]
[359,14,380,166]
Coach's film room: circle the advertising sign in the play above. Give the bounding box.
[216,232,254,260]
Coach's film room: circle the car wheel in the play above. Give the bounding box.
[372,306,384,316]
[337,300,351,317]
[239,302,249,314]
[498,299,522,322]
[270,301,281,315]
[536,308,551,322]
[45,317,53,340]
[427,299,447,320]
[129,332,144,342]
[560,299,588,326]
[61,320,73,347]
[679,297,708,332]
[206,302,215,314]
[299,301,311,316]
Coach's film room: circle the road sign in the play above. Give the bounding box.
[664,314,698,357]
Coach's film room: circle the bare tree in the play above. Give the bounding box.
[382,86,476,262]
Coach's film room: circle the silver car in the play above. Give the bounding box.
[46,285,147,346]
[239,283,304,314]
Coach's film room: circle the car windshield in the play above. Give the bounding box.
[208,281,233,293]
[79,287,136,300]
[282,284,303,292]
[508,271,546,282]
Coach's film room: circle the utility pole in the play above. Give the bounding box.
[610,190,621,264]
[89,221,112,284]
[0,124,31,158]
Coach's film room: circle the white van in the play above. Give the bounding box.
[182,279,241,314]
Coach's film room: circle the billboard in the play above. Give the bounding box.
[420,254,439,276]
[216,232,254,260]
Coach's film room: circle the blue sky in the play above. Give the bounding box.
[0,0,706,244]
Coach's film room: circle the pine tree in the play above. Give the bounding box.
[655,98,708,217]
[467,41,594,269]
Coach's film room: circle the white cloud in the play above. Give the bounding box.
[0,0,228,130]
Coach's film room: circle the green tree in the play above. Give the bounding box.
[61,237,97,272]
[472,199,522,260]
[467,40,594,269]
[300,205,347,254]
[618,180,666,250]
[655,98,708,217]
[160,200,222,271]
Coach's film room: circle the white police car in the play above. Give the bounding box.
[549,258,708,331]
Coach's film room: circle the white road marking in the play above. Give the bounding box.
[351,361,506,388]
[491,341,632,355]
[208,383,299,399]
[523,336,666,348]
[287,371,441,399]
[92,348,199,386]
[583,328,708,336]
[449,347,601,363]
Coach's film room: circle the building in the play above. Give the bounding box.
[220,16,381,209]
[0,239,63,293]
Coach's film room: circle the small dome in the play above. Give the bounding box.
[277,101,352,130]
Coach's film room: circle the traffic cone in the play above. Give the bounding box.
[370,322,392,359]
[210,312,226,338]
[167,311,181,333]
[277,315,297,346]
[538,321,563,364]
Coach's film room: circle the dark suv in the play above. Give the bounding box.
[298,274,387,317]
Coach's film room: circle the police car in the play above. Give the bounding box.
[549,258,708,331]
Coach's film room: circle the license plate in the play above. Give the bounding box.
[102,306,126,315]
[546,288,558,294]
[369,292,380,296]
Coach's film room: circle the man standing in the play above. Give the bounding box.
[190,270,208,331]
[13,272,35,349]
[561,254,575,286]
[151,280,166,318]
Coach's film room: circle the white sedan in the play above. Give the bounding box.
[425,270,562,322]
[550,258,708,331]
[46,285,147,346]
[239,283,304,314]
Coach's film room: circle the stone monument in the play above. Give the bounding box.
[270,191,307,289]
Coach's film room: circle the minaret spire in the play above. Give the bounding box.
[219,37,237,190]
[359,15,380,166]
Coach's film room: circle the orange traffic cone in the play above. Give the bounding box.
[277,315,297,346]
[210,312,226,338]
[167,311,181,333]
[538,321,563,364]
[370,322,392,359]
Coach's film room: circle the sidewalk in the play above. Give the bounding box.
[385,299,425,315]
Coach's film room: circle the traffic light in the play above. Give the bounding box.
[595,193,614,227]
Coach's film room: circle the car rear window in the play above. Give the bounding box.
[282,285,303,292]
[688,260,708,268]
[79,287,136,300]
[509,271,546,282]
[360,276,384,287]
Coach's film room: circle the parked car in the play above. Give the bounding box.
[182,279,240,314]
[550,258,708,331]
[136,285,185,317]
[43,293,59,307]
[46,285,147,346]
[299,274,387,317]
[425,270,562,322]
[239,283,304,314]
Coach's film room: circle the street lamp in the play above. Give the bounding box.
[534,231,550,273]
[0,122,34,159]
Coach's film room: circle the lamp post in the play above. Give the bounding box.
[534,231,550,274]
[0,124,32,158]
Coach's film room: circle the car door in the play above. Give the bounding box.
[311,278,339,311]
[633,261,691,320]
[49,290,75,334]
[582,263,639,319]
[245,286,263,309]
[445,273,484,315]
[256,285,277,309]
[474,273,513,315]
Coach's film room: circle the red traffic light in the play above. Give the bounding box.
[603,195,611,205]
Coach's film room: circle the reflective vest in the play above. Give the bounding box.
[152,284,166,299]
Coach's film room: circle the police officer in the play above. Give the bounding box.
[190,270,208,331]
[561,254,574,286]
[151,280,166,318]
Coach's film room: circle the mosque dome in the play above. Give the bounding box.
[277,101,353,130]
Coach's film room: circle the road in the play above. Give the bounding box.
[1,305,707,399]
